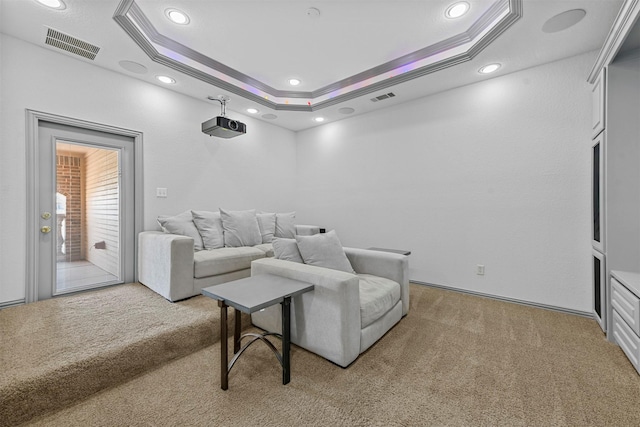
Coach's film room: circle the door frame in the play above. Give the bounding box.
[25,110,144,303]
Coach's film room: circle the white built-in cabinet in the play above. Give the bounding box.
[593,249,606,331]
[611,271,640,374]
[589,0,640,372]
[591,69,606,139]
[590,68,606,331]
[592,126,606,254]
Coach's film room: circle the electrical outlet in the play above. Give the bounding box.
[476,264,485,275]
[156,188,167,198]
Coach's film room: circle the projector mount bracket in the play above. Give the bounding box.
[207,95,230,117]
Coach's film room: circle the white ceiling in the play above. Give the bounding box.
[135,0,500,90]
[0,0,625,131]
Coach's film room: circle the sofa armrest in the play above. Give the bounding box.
[250,258,361,367]
[344,247,410,316]
[295,224,321,236]
[137,231,195,302]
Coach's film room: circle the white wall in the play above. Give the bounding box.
[0,34,297,304]
[0,32,596,312]
[295,52,595,312]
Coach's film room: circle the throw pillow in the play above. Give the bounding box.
[275,212,296,238]
[272,237,304,263]
[295,230,355,273]
[259,211,296,238]
[191,210,224,250]
[219,208,262,247]
[257,213,277,243]
[157,211,204,251]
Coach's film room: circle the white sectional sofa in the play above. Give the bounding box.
[137,209,319,301]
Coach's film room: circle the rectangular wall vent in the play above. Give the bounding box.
[370,92,396,102]
[45,28,100,60]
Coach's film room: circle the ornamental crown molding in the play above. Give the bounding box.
[587,0,640,83]
[114,0,522,111]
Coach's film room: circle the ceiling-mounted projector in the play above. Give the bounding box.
[202,116,246,138]
[202,95,246,138]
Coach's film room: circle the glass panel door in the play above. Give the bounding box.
[55,141,121,294]
[36,120,135,301]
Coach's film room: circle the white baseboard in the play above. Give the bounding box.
[411,281,593,318]
[0,299,26,309]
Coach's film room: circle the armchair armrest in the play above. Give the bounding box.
[344,247,410,316]
[250,258,361,367]
[137,231,195,302]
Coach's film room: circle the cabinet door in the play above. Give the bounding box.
[591,133,605,252]
[591,68,606,139]
[593,250,606,332]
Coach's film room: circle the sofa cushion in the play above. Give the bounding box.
[254,243,274,258]
[272,238,303,263]
[193,247,266,278]
[191,210,224,250]
[296,230,354,273]
[219,208,262,247]
[157,211,204,251]
[257,213,276,243]
[358,274,401,329]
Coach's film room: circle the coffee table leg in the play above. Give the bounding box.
[219,300,228,390]
[282,296,291,385]
[234,308,241,353]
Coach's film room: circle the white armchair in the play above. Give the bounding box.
[250,247,409,367]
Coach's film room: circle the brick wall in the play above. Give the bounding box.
[56,154,83,261]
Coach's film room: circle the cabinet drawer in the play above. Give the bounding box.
[612,277,640,335]
[613,311,640,373]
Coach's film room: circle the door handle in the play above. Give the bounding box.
[41,212,52,220]
[41,226,52,234]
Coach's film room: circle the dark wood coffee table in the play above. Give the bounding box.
[202,274,314,390]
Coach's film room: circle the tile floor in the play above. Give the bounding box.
[56,260,119,292]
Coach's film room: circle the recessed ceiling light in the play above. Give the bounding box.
[478,63,501,74]
[35,0,66,10]
[314,117,325,122]
[165,8,190,25]
[289,78,301,86]
[338,107,355,115]
[156,75,175,84]
[445,2,469,19]
[247,108,259,114]
[262,114,277,120]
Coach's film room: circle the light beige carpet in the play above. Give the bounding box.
[0,283,246,426]
[19,284,640,426]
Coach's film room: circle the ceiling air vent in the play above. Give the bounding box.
[370,92,396,102]
[45,28,100,60]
